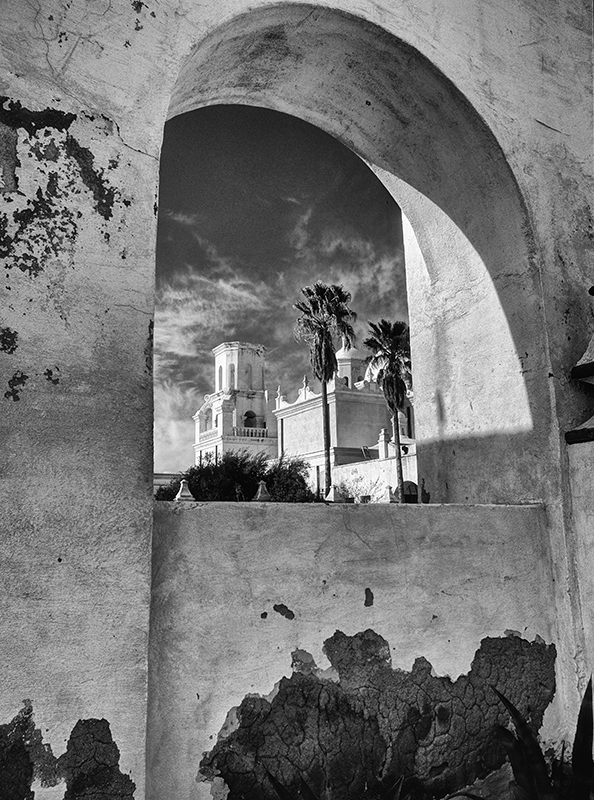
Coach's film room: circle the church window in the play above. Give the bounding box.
[243,410,257,428]
[218,366,223,391]
[245,363,252,389]
[229,364,235,389]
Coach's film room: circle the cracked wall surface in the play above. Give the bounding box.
[149,502,558,799]
[0,703,134,800]
[200,631,556,800]
[0,2,591,799]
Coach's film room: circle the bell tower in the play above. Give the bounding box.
[193,342,277,463]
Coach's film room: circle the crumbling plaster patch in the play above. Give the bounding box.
[200,631,556,800]
[148,503,559,800]
[0,98,153,406]
[0,702,135,799]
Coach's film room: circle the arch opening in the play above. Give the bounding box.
[162,2,552,504]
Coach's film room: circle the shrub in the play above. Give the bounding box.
[154,450,315,503]
[154,479,181,501]
[266,456,315,503]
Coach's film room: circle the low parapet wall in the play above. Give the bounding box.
[148,502,556,800]
[332,453,418,500]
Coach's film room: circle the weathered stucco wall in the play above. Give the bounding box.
[332,453,417,500]
[568,443,594,673]
[148,502,557,800]
[0,1,591,797]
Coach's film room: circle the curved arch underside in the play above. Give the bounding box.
[168,3,553,503]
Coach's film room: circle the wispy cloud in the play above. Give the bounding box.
[163,209,204,227]
[154,380,203,472]
[155,271,273,357]
[287,207,314,250]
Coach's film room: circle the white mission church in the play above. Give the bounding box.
[192,341,418,499]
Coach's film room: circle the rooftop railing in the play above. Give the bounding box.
[233,427,268,438]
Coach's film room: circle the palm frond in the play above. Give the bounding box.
[293,282,357,382]
[364,319,411,413]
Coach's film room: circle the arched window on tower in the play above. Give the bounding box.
[245,363,252,389]
[229,364,235,389]
[218,366,223,391]
[243,410,257,428]
[204,408,213,431]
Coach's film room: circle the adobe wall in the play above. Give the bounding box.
[0,1,591,797]
[149,502,557,800]
[332,452,418,500]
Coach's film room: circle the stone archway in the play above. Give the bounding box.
[166,3,552,504]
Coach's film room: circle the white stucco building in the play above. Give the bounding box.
[193,342,278,463]
[274,344,416,495]
[193,341,416,496]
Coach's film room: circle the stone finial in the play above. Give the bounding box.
[325,485,345,503]
[382,484,398,504]
[174,479,194,502]
[253,480,271,502]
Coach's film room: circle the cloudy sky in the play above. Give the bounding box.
[155,105,408,471]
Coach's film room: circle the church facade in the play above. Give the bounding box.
[194,341,415,494]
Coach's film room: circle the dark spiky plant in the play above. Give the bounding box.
[266,769,412,800]
[492,678,593,800]
[294,282,357,497]
[452,679,593,800]
[363,320,411,503]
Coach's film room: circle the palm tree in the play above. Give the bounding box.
[294,282,357,497]
[363,319,412,502]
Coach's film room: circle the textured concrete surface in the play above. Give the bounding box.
[148,502,556,800]
[0,2,591,797]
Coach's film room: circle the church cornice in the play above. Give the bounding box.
[212,341,266,357]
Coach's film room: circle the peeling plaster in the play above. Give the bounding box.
[0,704,135,799]
[61,719,136,800]
[44,367,60,384]
[0,702,59,795]
[272,603,295,620]
[64,135,118,220]
[0,98,76,137]
[0,98,127,292]
[4,369,28,400]
[200,631,555,800]
[0,325,18,353]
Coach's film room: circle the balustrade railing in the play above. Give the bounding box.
[233,427,268,438]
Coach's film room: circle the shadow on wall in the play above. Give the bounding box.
[417,428,553,504]
[199,630,556,800]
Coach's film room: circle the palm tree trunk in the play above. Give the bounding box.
[392,412,404,503]
[321,380,332,496]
